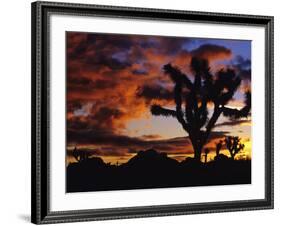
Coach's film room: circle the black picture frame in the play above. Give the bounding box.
[31,1,274,224]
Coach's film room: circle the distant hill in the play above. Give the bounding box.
[123,149,178,170]
[67,149,251,193]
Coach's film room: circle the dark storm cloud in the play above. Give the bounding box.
[67,76,94,93]
[67,76,118,92]
[67,106,126,134]
[132,69,148,75]
[67,128,193,153]
[93,107,125,123]
[136,85,174,101]
[140,134,163,140]
[191,44,232,60]
[208,131,230,139]
[137,36,191,55]
[67,33,190,74]
[231,55,251,81]
[127,148,139,154]
[67,100,82,112]
[67,32,134,74]
[155,37,190,55]
[67,32,134,59]
[235,55,251,68]
[85,54,131,70]
[91,79,118,89]
[68,128,146,147]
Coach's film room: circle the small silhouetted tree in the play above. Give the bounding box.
[224,136,245,160]
[203,148,210,163]
[151,57,251,162]
[216,140,223,157]
[72,147,90,162]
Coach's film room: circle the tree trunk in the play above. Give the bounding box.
[204,154,207,163]
[194,148,202,162]
[190,136,202,162]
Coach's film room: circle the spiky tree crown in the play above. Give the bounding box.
[224,136,245,159]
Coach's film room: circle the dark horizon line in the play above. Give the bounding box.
[67,148,251,166]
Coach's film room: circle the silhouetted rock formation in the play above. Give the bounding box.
[67,149,251,193]
[214,153,229,162]
[124,149,178,169]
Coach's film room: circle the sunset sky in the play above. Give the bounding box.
[66,32,251,164]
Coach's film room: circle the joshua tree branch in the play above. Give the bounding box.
[222,91,251,119]
[205,106,222,139]
[151,105,176,117]
[163,63,193,90]
[222,106,241,118]
[198,98,208,128]
[174,83,188,128]
[222,106,250,118]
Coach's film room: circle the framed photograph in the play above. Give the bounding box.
[31,1,274,224]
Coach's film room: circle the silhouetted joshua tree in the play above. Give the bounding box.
[216,140,223,157]
[151,57,251,162]
[224,136,245,160]
[203,148,210,163]
[72,146,91,163]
